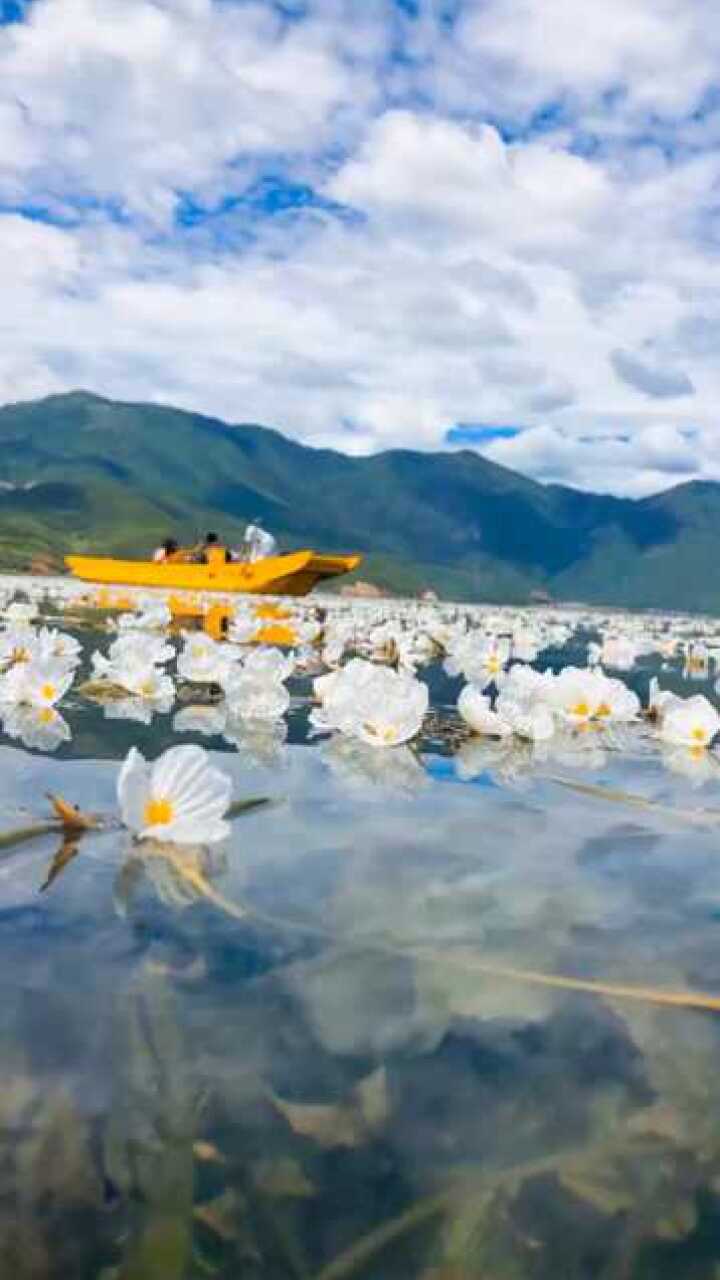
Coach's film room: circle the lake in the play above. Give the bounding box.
[2,617,720,1279]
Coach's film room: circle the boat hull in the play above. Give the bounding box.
[64,550,361,596]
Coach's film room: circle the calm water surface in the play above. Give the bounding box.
[3,629,720,1278]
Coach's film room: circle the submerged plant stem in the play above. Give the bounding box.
[412,948,720,1013]
[312,1191,449,1280]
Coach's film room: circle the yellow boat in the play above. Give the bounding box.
[65,549,362,597]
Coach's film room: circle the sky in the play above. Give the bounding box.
[1,0,720,496]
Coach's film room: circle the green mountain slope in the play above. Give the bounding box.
[0,389,717,609]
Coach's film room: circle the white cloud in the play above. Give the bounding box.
[0,0,720,494]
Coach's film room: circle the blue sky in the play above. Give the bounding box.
[1,0,719,495]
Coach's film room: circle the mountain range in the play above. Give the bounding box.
[0,389,717,610]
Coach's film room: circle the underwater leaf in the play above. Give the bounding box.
[271,1064,390,1149]
[253,1156,316,1198]
[271,1094,364,1149]
[354,1065,389,1132]
[193,1189,247,1243]
[558,1159,637,1216]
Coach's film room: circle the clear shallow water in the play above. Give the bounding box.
[4,630,720,1277]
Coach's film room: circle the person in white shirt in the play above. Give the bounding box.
[242,520,277,562]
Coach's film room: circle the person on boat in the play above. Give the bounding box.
[199,531,232,565]
[242,519,277,562]
[153,537,180,563]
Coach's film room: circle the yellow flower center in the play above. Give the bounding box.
[595,702,611,718]
[143,796,175,826]
[691,726,707,743]
[363,722,397,744]
[12,648,28,663]
[140,681,155,696]
[570,700,589,717]
[487,657,501,672]
[41,683,56,702]
[38,708,55,724]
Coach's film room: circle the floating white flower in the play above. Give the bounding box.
[34,627,82,668]
[444,636,511,689]
[458,685,512,737]
[317,659,428,747]
[543,666,639,725]
[177,633,234,684]
[227,608,259,645]
[657,694,720,749]
[0,624,38,666]
[2,705,71,752]
[5,600,36,624]
[597,634,638,671]
[223,671,291,720]
[118,664,175,704]
[118,744,232,844]
[242,647,296,684]
[0,658,74,708]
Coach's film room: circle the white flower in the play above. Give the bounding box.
[242,647,295,684]
[2,705,71,752]
[658,694,720,749]
[34,627,82,668]
[543,666,639,725]
[599,635,637,672]
[0,624,38,666]
[223,671,291,720]
[115,663,175,703]
[319,660,428,747]
[0,659,74,707]
[5,600,36,624]
[458,685,512,737]
[177,633,234,684]
[227,609,260,645]
[117,744,232,844]
[110,633,174,667]
[444,636,511,688]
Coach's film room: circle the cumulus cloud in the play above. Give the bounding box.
[610,349,695,399]
[0,0,720,493]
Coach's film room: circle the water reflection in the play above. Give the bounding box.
[2,631,720,1275]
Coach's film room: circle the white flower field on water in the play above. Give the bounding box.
[6,574,720,1278]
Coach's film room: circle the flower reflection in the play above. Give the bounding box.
[173,703,228,737]
[223,715,288,766]
[2,704,71,752]
[662,746,720,787]
[114,838,243,921]
[103,696,163,724]
[322,735,427,794]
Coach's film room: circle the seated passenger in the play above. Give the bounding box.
[200,532,232,565]
[153,537,179,563]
